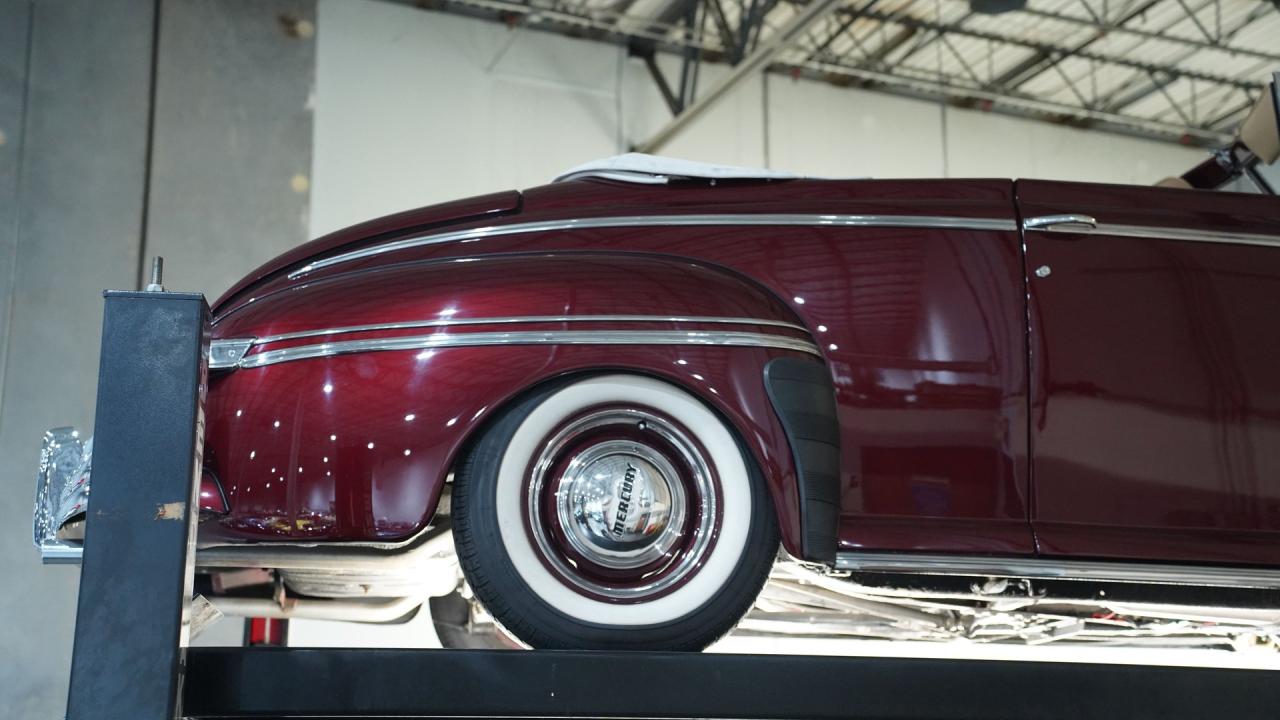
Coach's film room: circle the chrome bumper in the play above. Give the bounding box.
[32,425,459,600]
[33,427,91,564]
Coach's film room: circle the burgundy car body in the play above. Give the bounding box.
[201,175,1280,570]
[1021,180,1280,566]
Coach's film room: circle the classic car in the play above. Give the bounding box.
[35,79,1280,652]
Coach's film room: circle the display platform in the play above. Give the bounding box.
[184,645,1280,719]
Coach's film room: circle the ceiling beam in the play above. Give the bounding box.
[635,0,848,153]
[990,0,1164,91]
[639,47,685,114]
[803,11,861,62]
[705,0,739,53]
[1171,0,1218,42]
[1202,92,1257,130]
[1103,71,1177,113]
[427,0,709,49]
[1093,0,1273,115]
[409,0,1253,146]
[863,25,916,64]
[848,6,1260,92]
[794,57,1232,144]
[971,2,1280,65]
[884,10,972,69]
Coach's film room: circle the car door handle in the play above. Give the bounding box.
[1023,214,1098,232]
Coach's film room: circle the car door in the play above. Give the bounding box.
[1019,179,1280,566]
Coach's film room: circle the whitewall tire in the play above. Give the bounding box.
[452,374,779,650]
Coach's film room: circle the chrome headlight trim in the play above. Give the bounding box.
[210,338,254,369]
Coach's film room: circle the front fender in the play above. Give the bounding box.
[204,253,825,558]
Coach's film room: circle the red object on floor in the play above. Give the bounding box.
[246,617,287,647]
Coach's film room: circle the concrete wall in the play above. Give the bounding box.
[0,2,157,715]
[0,0,30,419]
[146,0,316,295]
[0,1,313,715]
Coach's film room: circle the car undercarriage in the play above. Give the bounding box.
[200,537,1280,653]
[747,562,1280,651]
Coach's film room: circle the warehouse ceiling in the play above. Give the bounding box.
[415,0,1279,148]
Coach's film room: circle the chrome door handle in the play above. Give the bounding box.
[1023,214,1098,231]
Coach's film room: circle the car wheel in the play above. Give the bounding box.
[452,373,779,651]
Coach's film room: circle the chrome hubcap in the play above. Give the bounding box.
[557,440,687,570]
[527,408,716,600]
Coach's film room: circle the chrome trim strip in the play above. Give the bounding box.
[288,214,1019,278]
[239,329,821,368]
[38,542,85,564]
[1022,214,1097,230]
[836,552,1280,589]
[210,595,428,622]
[1026,220,1280,248]
[52,524,456,570]
[209,338,253,370]
[197,529,456,572]
[34,427,91,564]
[254,314,811,345]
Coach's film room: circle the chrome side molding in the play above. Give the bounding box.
[836,551,1280,589]
[239,329,821,369]
[288,213,1019,279]
[252,314,811,345]
[1022,214,1097,230]
[1023,215,1280,248]
[1088,222,1280,248]
[209,338,253,369]
[213,314,822,370]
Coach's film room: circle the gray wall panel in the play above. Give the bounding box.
[0,0,315,714]
[0,1,156,716]
[146,0,315,300]
[0,0,32,417]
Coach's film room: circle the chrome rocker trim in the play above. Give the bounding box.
[232,329,821,369]
[47,516,456,571]
[289,213,1019,278]
[836,551,1280,590]
[1023,216,1280,248]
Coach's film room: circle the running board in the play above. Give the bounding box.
[835,552,1280,590]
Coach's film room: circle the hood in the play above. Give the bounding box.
[211,190,522,313]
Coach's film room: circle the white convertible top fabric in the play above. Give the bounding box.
[553,153,799,184]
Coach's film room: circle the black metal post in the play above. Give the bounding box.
[66,290,209,720]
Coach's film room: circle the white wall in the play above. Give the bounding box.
[312,0,624,234]
[312,0,1206,233]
